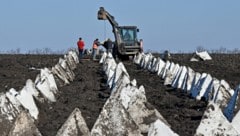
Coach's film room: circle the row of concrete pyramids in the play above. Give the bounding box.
[1,51,178,136]
[133,52,240,135]
[0,50,83,136]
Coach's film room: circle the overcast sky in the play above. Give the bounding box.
[0,0,239,53]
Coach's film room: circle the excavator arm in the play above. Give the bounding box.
[98,7,118,27]
[97,7,122,44]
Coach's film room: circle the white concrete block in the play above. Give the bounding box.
[195,102,238,136]
[52,64,70,85]
[196,74,213,100]
[171,66,183,88]
[99,52,107,64]
[232,109,240,134]
[157,58,166,76]
[164,63,180,86]
[176,66,187,89]
[148,119,178,136]
[133,53,142,65]
[8,111,42,136]
[16,86,39,119]
[161,61,171,79]
[40,68,58,94]
[184,67,195,92]
[56,108,90,136]
[35,74,56,103]
[91,98,142,136]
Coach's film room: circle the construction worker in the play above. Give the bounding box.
[92,38,100,60]
[139,39,143,53]
[103,38,113,54]
[77,37,85,60]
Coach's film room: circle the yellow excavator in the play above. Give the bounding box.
[97,7,141,59]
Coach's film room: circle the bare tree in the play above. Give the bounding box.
[196,46,206,52]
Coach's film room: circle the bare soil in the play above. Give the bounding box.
[0,53,240,136]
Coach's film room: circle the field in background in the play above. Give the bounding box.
[0,53,240,136]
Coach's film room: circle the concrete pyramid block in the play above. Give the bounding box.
[184,67,195,92]
[52,63,70,86]
[164,63,180,86]
[0,93,18,136]
[14,86,39,119]
[139,54,146,68]
[161,61,171,79]
[176,66,187,89]
[40,68,58,94]
[35,74,56,103]
[223,85,240,122]
[67,50,79,64]
[213,80,234,108]
[64,51,78,70]
[56,108,90,136]
[99,52,107,64]
[8,111,42,136]
[148,119,178,136]
[189,72,201,91]
[190,51,212,61]
[232,106,240,134]
[134,52,144,65]
[91,98,142,136]
[58,58,75,82]
[5,88,22,115]
[171,66,183,88]
[196,74,213,100]
[195,102,238,136]
[150,57,158,72]
[156,58,166,76]
[112,84,170,134]
[191,73,207,98]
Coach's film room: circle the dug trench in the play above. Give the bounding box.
[1,54,240,136]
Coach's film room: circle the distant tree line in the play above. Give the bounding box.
[196,46,240,54]
[1,46,240,54]
[0,47,75,55]
[144,46,240,54]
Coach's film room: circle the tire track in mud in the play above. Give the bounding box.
[123,61,207,136]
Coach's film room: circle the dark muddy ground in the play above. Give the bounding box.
[0,53,240,136]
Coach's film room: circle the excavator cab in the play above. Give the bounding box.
[117,26,140,55]
[121,28,135,41]
[97,7,141,59]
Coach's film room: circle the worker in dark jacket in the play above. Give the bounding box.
[139,39,143,53]
[103,38,113,54]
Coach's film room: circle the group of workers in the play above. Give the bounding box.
[77,37,143,61]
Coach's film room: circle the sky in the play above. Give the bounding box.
[0,0,240,53]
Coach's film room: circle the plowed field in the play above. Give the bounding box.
[0,53,240,136]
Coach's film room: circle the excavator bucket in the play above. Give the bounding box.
[98,7,107,20]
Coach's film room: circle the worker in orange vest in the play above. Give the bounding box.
[92,38,100,60]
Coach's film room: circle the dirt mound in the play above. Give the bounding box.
[1,53,240,136]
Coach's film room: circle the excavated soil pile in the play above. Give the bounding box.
[1,53,240,136]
